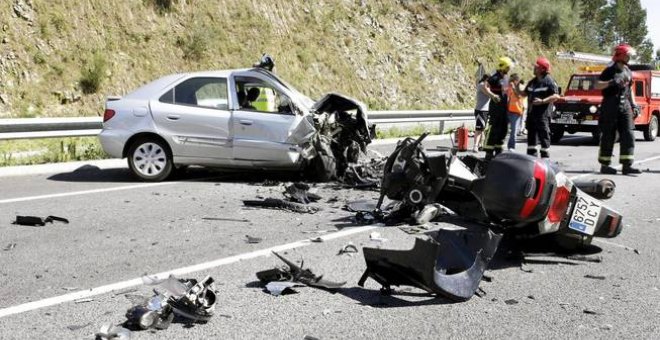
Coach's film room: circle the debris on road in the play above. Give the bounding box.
[359,228,502,301]
[245,235,263,244]
[337,242,358,256]
[504,299,519,305]
[583,309,602,315]
[284,182,321,204]
[566,254,603,263]
[74,298,94,304]
[310,237,324,243]
[3,243,16,251]
[257,252,346,291]
[96,324,131,340]
[265,281,303,296]
[12,215,69,227]
[243,198,320,214]
[584,274,607,280]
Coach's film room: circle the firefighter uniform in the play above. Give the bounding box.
[598,64,635,168]
[524,75,558,158]
[483,71,509,159]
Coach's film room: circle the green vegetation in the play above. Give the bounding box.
[79,52,108,94]
[0,137,107,167]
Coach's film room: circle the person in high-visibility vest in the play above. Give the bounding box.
[250,87,277,112]
[483,57,513,160]
[594,43,641,175]
[506,73,526,151]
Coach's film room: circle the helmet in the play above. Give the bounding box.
[534,57,551,73]
[612,43,636,63]
[497,57,514,71]
[254,53,275,71]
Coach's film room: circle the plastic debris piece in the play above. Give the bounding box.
[310,237,324,243]
[142,275,188,297]
[96,324,132,340]
[504,299,519,305]
[583,309,602,315]
[337,242,358,256]
[284,182,321,204]
[13,215,69,227]
[3,243,16,251]
[245,235,263,244]
[265,281,302,296]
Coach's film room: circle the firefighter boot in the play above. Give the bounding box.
[600,165,617,175]
[622,165,641,175]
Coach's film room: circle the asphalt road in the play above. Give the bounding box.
[0,132,659,339]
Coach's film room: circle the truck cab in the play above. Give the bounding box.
[550,65,660,143]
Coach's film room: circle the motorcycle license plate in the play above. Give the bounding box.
[567,190,602,235]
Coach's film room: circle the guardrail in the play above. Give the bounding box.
[0,110,475,140]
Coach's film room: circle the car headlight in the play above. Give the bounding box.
[589,105,598,114]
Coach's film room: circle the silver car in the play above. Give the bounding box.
[99,67,373,181]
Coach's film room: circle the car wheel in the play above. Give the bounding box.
[550,127,564,144]
[643,115,658,141]
[127,137,173,181]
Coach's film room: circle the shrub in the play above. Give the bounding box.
[79,52,107,94]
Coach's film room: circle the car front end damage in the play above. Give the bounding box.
[293,93,375,181]
[355,134,623,300]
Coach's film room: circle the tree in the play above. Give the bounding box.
[600,0,648,48]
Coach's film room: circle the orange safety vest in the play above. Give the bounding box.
[507,84,524,115]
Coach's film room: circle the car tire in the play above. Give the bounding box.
[550,127,564,144]
[643,115,658,141]
[127,137,173,182]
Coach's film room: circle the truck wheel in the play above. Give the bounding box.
[643,115,658,141]
[550,127,564,144]
[127,137,173,182]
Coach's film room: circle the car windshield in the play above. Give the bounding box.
[568,75,599,92]
[254,69,315,109]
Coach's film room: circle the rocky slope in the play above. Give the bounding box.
[0,0,579,118]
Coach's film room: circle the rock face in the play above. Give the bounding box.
[0,0,570,118]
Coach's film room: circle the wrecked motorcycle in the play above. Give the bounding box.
[358,134,622,301]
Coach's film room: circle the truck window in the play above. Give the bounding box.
[568,75,598,91]
[634,81,644,97]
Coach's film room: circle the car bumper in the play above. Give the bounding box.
[99,128,130,158]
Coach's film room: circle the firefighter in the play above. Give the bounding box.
[483,57,513,160]
[524,57,560,158]
[594,43,641,175]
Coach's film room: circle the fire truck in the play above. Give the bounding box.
[550,65,660,143]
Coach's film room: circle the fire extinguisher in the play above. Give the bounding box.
[453,124,469,151]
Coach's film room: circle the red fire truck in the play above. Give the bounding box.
[550,65,660,143]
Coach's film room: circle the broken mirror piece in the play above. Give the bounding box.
[243,198,320,214]
[359,228,502,301]
[13,215,69,227]
[256,252,346,291]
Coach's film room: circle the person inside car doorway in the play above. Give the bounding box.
[594,43,641,175]
[524,57,560,158]
[483,57,513,160]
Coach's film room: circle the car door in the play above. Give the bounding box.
[150,76,232,161]
[230,74,304,167]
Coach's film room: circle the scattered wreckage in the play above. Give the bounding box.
[352,133,622,301]
[99,54,375,182]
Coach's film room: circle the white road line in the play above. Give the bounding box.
[567,154,660,180]
[0,225,379,319]
[0,182,174,204]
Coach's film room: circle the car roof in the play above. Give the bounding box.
[124,68,251,100]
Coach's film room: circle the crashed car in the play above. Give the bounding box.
[99,58,373,181]
[356,134,622,301]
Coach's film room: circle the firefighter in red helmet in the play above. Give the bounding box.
[524,57,560,158]
[594,43,641,175]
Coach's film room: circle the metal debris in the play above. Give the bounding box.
[13,215,69,226]
[256,252,346,291]
[284,182,321,204]
[3,243,16,251]
[243,198,320,214]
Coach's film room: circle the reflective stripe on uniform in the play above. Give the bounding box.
[540,148,549,151]
[527,146,537,150]
[620,155,634,160]
[599,156,611,162]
